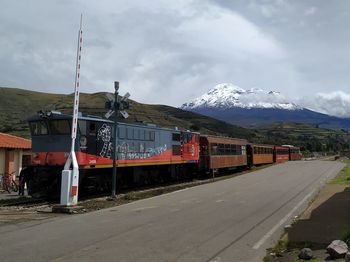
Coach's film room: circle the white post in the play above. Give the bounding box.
[61,15,83,206]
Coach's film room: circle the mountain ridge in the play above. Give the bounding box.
[181,83,350,130]
[181,83,301,111]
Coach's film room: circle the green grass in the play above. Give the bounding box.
[331,160,350,185]
[258,122,350,153]
[341,225,350,243]
[294,259,321,262]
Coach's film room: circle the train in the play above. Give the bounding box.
[24,110,301,197]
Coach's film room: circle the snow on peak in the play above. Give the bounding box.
[181,83,302,110]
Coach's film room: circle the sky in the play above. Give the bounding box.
[0,0,350,117]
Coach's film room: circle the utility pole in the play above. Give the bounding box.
[105,81,130,199]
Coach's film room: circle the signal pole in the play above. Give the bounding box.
[105,81,130,199]
[111,81,119,198]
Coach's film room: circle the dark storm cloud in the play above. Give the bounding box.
[0,0,349,116]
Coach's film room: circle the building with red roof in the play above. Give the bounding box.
[0,133,32,183]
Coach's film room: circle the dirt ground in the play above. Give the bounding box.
[269,183,350,261]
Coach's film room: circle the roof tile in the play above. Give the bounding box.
[0,133,31,149]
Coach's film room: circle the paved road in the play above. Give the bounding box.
[0,160,345,262]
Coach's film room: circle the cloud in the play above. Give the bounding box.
[299,91,350,118]
[1,0,350,112]
[304,6,317,16]
[176,5,285,58]
[238,89,290,105]
[0,0,290,107]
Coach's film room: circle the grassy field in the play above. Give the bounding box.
[331,160,350,185]
[257,122,349,152]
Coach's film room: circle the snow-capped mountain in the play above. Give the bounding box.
[181,83,350,129]
[181,83,302,111]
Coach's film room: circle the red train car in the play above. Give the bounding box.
[289,147,301,161]
[247,144,274,166]
[199,135,247,171]
[274,146,289,163]
[283,145,302,161]
[27,111,200,195]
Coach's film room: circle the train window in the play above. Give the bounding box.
[230,144,234,154]
[186,133,192,143]
[49,120,70,135]
[225,144,233,155]
[127,128,133,139]
[226,144,230,155]
[237,145,242,155]
[254,147,258,154]
[89,122,96,135]
[211,143,218,155]
[228,144,233,155]
[172,145,181,155]
[172,133,181,141]
[139,129,145,140]
[118,127,125,139]
[134,129,139,140]
[30,121,48,136]
[218,144,225,155]
[150,131,155,141]
[137,129,141,140]
[229,144,234,155]
[78,120,86,135]
[242,145,246,155]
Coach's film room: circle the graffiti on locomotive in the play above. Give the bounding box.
[97,124,167,160]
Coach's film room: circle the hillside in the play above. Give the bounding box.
[256,122,349,152]
[0,87,257,140]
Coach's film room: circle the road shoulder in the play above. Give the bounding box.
[265,160,350,262]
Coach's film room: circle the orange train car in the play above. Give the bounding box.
[199,135,247,171]
[274,146,289,163]
[247,144,274,166]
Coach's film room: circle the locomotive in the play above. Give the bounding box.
[26,110,301,197]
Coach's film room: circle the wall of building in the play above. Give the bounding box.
[0,149,32,182]
[13,149,20,181]
[0,149,5,175]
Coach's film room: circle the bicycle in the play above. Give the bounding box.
[0,171,18,193]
